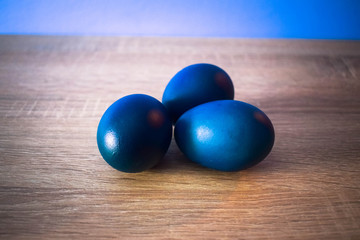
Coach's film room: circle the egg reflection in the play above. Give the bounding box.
[104,131,118,151]
[147,109,165,128]
[196,126,214,143]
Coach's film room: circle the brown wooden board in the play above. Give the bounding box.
[0,35,359,239]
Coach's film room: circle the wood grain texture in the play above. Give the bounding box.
[0,35,359,239]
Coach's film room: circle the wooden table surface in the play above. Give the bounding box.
[0,35,359,239]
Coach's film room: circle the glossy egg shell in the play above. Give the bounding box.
[162,63,234,123]
[97,94,172,173]
[174,100,275,171]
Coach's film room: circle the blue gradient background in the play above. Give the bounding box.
[0,0,359,39]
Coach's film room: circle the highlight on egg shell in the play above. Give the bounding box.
[97,94,173,173]
[162,63,234,123]
[174,100,275,172]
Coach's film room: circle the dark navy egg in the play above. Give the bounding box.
[162,63,234,123]
[97,94,172,173]
[174,100,275,171]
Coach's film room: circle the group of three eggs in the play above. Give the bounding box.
[97,63,275,173]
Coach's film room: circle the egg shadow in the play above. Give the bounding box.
[150,139,199,172]
[243,149,290,175]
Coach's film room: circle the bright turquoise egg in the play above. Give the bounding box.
[162,63,234,123]
[97,94,172,173]
[174,100,275,171]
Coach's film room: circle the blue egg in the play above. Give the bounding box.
[97,94,172,173]
[162,63,234,123]
[174,100,275,171]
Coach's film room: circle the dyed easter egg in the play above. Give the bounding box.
[97,94,172,173]
[174,100,275,171]
[162,63,234,123]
